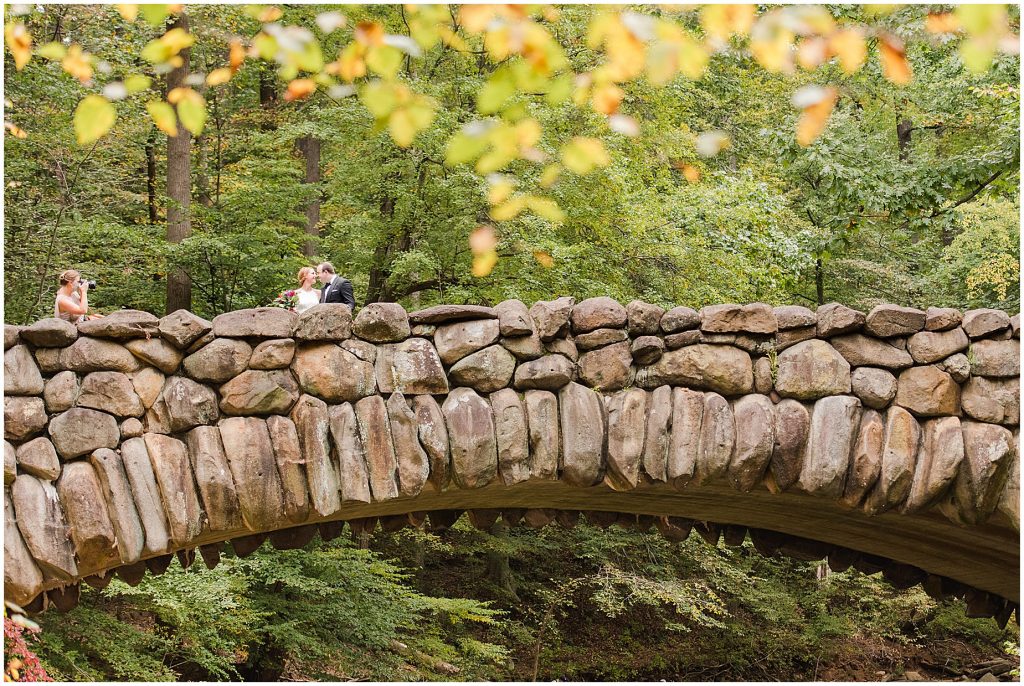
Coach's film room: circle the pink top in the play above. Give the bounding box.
[55,290,84,323]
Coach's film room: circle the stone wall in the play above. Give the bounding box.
[3,299,1020,617]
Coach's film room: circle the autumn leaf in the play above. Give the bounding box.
[793,85,837,146]
[829,28,866,74]
[533,250,554,268]
[338,42,367,82]
[124,74,152,93]
[4,121,28,139]
[258,6,283,22]
[796,37,828,70]
[146,100,178,136]
[592,84,624,115]
[487,176,515,205]
[117,4,139,21]
[62,45,93,83]
[35,41,66,61]
[229,39,245,73]
[355,21,386,47]
[561,137,610,175]
[609,114,640,136]
[701,4,756,40]
[74,95,116,145]
[284,78,316,101]
[879,34,912,85]
[925,13,960,34]
[695,130,730,157]
[206,68,232,86]
[5,22,32,71]
[172,89,206,135]
[526,196,565,223]
[470,225,499,277]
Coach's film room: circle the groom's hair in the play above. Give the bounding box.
[318,262,336,275]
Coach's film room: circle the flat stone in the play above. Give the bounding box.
[411,395,450,492]
[410,324,435,337]
[799,395,862,497]
[186,331,215,354]
[4,396,47,441]
[249,339,295,369]
[4,441,15,484]
[183,338,252,383]
[578,341,633,392]
[962,308,1010,339]
[341,338,377,363]
[664,330,701,349]
[449,345,517,393]
[48,407,119,458]
[525,390,559,480]
[501,330,545,360]
[636,344,753,396]
[293,343,376,402]
[851,367,897,410]
[120,437,171,556]
[576,327,628,351]
[700,303,777,334]
[59,336,142,373]
[442,387,497,488]
[78,310,159,340]
[490,388,531,486]
[217,418,289,530]
[120,417,143,438]
[219,369,299,415]
[494,299,535,336]
[627,300,665,336]
[213,307,297,338]
[774,306,816,330]
[665,386,699,487]
[728,394,775,491]
[129,366,164,409]
[158,309,212,349]
[124,337,182,375]
[962,376,1019,425]
[925,307,962,332]
[955,421,1014,524]
[434,319,501,364]
[543,336,578,361]
[78,371,144,417]
[387,392,430,496]
[733,334,775,356]
[4,345,43,396]
[605,388,647,491]
[265,415,310,523]
[839,408,884,508]
[143,432,206,545]
[57,460,120,572]
[660,306,700,333]
[352,303,409,342]
[408,304,498,325]
[22,318,78,347]
[571,297,627,334]
[694,392,734,485]
[15,437,60,479]
[770,399,811,492]
[937,352,970,383]
[184,425,245,531]
[775,339,851,400]
[153,376,220,432]
[290,395,341,515]
[89,448,145,564]
[753,356,773,394]
[631,336,664,365]
[863,406,921,514]
[327,402,372,502]
[830,334,913,370]
[375,338,448,395]
[559,382,605,487]
[4,490,43,606]
[907,328,969,364]
[970,339,1020,377]
[895,366,960,417]
[34,347,61,373]
[529,297,575,340]
[776,326,817,352]
[865,304,926,337]
[12,474,78,580]
[816,303,865,337]
[291,304,354,341]
[4,324,22,350]
[904,417,963,513]
[354,395,400,500]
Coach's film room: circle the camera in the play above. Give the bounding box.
[78,279,97,290]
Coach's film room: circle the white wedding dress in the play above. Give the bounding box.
[294,288,320,314]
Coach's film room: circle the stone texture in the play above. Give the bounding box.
[12,474,78,580]
[290,396,341,515]
[184,426,244,531]
[219,369,299,415]
[217,417,289,533]
[186,331,215,354]
[4,490,43,606]
[495,299,534,336]
[529,297,575,340]
[694,392,734,485]
[213,307,297,338]
[962,308,1010,339]
[728,394,775,492]
[354,395,400,500]
[154,376,220,432]
[501,330,545,360]
[449,345,517,393]
[637,344,753,396]
[525,390,559,480]
[293,343,376,402]
[120,417,143,438]
[124,337,183,375]
[571,297,627,334]
[770,399,811,492]
[341,338,377,363]
[997,430,1019,528]
[129,366,164,409]
[627,300,665,336]
[78,310,159,340]
[752,357,773,394]
[183,338,252,383]
[408,304,498,325]
[352,303,409,342]
[15,438,60,479]
[543,336,579,361]
[1013,314,1021,338]
[59,336,141,373]
[700,303,777,334]
[955,421,1014,524]
[776,326,817,351]
[665,387,700,487]
[78,371,144,417]
[775,339,851,400]
[48,407,119,459]
[442,387,497,489]
[839,409,884,508]
[57,460,120,572]
[962,376,1018,425]
[4,397,47,441]
[159,309,212,349]
[5,441,15,484]
[143,433,205,546]
[250,339,296,369]
[605,388,646,490]
[34,347,61,373]
[830,334,913,370]
[816,303,865,337]
[375,338,448,395]
[327,403,372,502]
[44,370,80,412]
[576,327,628,351]
[925,307,962,332]
[907,327,969,364]
[864,407,921,514]
[577,341,633,392]
[895,366,960,417]
[851,367,897,410]
[434,319,501,364]
[387,392,430,496]
[21,318,78,347]
[490,388,531,486]
[4,325,20,350]
[733,335,775,356]
[970,339,1019,377]
[88,448,145,564]
[411,395,449,492]
[904,417,964,513]
[559,382,605,487]
[120,437,170,556]
[660,306,700,333]
[631,336,664,365]
[938,353,971,383]
[264,416,311,523]
[865,305,926,337]
[799,396,862,497]
[4,345,43,395]
[774,306,816,330]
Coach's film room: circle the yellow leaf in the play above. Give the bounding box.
[796,37,827,70]
[592,83,624,115]
[175,90,206,135]
[701,4,756,40]
[124,74,152,93]
[490,197,527,221]
[117,4,139,21]
[5,23,31,71]
[36,41,66,61]
[829,28,866,74]
[284,78,316,101]
[338,42,367,82]
[561,137,610,175]
[533,250,554,268]
[206,68,232,86]
[955,4,1005,35]
[459,5,499,33]
[161,27,194,54]
[680,164,700,183]
[879,35,912,85]
[258,6,283,22]
[366,45,403,79]
[166,87,189,104]
[794,86,837,146]
[74,95,116,145]
[539,163,561,188]
[61,45,93,83]
[139,4,169,26]
[230,39,245,73]
[925,13,960,34]
[488,178,515,205]
[388,108,418,147]
[750,14,794,73]
[960,38,996,74]
[514,118,541,148]
[4,121,28,139]
[526,196,565,223]
[472,251,499,278]
[360,81,398,117]
[146,100,178,136]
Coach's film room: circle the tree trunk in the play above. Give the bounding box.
[485,520,520,601]
[145,128,158,224]
[366,194,397,303]
[295,135,321,257]
[897,117,912,162]
[259,68,277,106]
[196,133,212,207]
[815,257,825,306]
[165,13,192,314]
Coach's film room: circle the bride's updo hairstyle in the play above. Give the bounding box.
[297,266,315,284]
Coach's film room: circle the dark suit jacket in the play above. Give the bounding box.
[320,275,356,309]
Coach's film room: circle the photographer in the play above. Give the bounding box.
[54,269,102,323]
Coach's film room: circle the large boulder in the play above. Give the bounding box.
[143,433,206,545]
[354,395,400,500]
[434,319,501,364]
[529,297,575,340]
[850,367,897,410]
[631,336,665,365]
[524,390,559,480]
[119,438,171,556]
[962,308,1010,339]
[449,345,517,393]
[441,388,498,489]
[700,303,777,334]
[3,325,20,350]
[575,328,628,351]
[774,306,816,330]
[605,388,647,491]
[626,300,665,336]
[264,415,310,523]
[577,341,634,392]
[48,407,119,458]
[839,408,884,508]
[4,345,43,396]
[660,306,700,333]
[15,437,60,479]
[544,336,578,361]
[863,407,921,514]
[904,417,964,513]
[558,382,605,487]
[124,337,183,374]
[183,338,253,383]
[411,395,450,492]
[489,388,531,486]
[21,318,78,347]
[219,369,299,415]
[906,328,969,364]
[77,371,145,417]
[4,491,43,606]
[938,353,971,383]
[78,310,159,340]
[728,394,775,491]
[59,336,142,373]
[954,421,1014,524]
[387,392,431,495]
[924,307,962,332]
[694,392,734,485]
[326,403,372,502]
[775,339,851,400]
[152,376,220,432]
[4,441,16,484]
[830,334,913,370]
[864,305,926,337]
[375,338,448,395]
[294,303,354,341]
[44,371,80,413]
[217,417,289,531]
[352,302,409,342]
[249,339,296,369]
[816,303,865,337]
[56,460,120,572]
[184,426,244,532]
[636,344,753,396]
[770,399,811,492]
[776,326,817,351]
[894,366,960,417]
[664,386,698,486]
[293,343,376,402]
[799,396,862,497]
[571,297,627,334]
[4,397,47,441]
[408,304,497,325]
[501,329,545,360]
[11,474,78,579]
[495,299,535,336]
[129,366,165,409]
[290,396,341,516]
[88,448,145,564]
[962,376,1019,425]
[214,307,297,338]
[970,339,1020,377]
[158,309,212,349]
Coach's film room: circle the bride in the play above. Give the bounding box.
[294,267,320,314]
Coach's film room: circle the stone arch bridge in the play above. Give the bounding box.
[4,298,1019,623]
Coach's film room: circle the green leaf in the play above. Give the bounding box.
[176,94,206,135]
[74,95,116,145]
[477,73,515,115]
[365,45,402,80]
[140,4,169,26]
[445,131,488,166]
[36,42,66,60]
[124,74,153,93]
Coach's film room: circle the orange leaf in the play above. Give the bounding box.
[533,250,554,268]
[925,12,960,34]
[338,42,367,82]
[829,28,866,74]
[796,37,827,70]
[284,78,317,101]
[355,21,385,47]
[681,164,700,183]
[229,39,245,73]
[591,83,624,115]
[879,34,912,85]
[794,86,837,146]
[4,22,31,71]
[258,6,282,22]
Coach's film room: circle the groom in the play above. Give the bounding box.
[316,262,356,310]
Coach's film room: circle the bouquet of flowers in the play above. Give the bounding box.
[270,290,298,311]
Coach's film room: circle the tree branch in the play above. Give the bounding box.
[929,167,1009,217]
